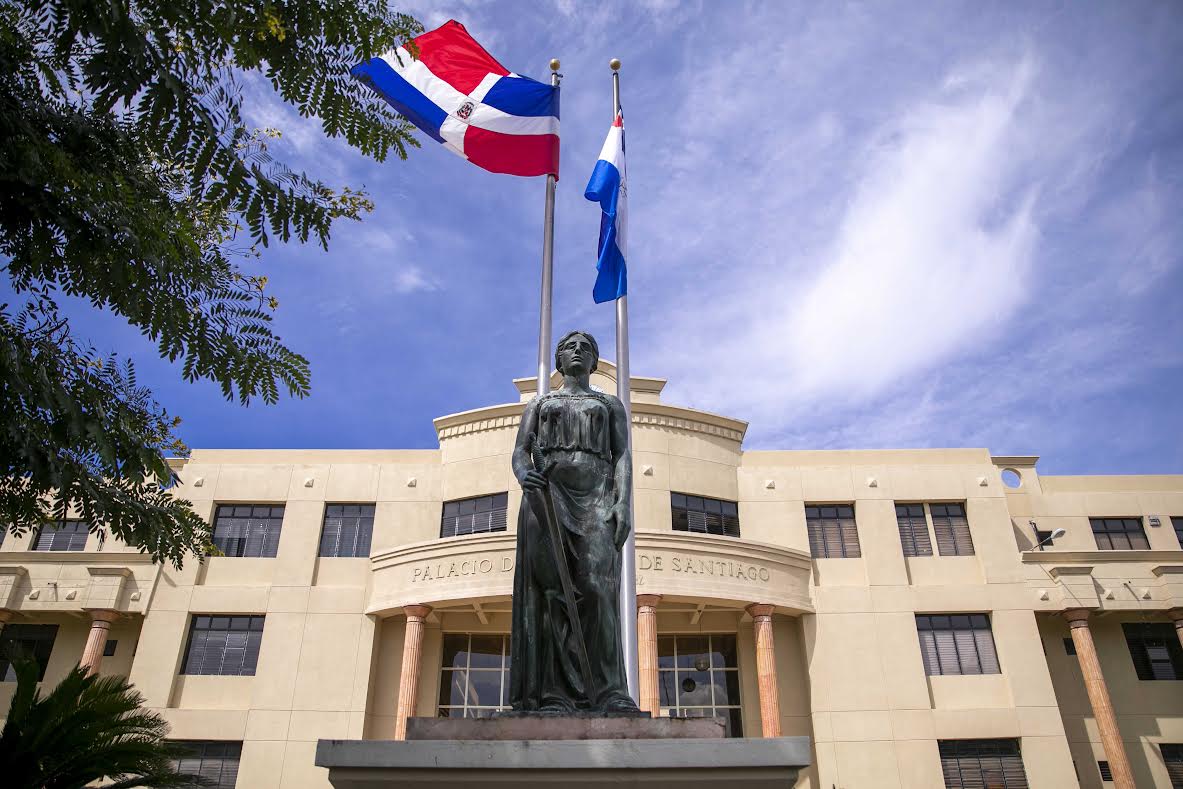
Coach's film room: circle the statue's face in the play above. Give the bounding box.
[557,333,596,375]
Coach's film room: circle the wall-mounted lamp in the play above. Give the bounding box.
[1033,527,1066,550]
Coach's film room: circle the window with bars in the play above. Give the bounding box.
[0,624,58,681]
[181,616,264,676]
[172,741,242,789]
[931,503,974,556]
[1098,760,1113,782]
[32,520,89,551]
[806,505,861,558]
[658,634,743,737]
[441,494,508,538]
[1090,517,1149,550]
[916,614,1001,676]
[211,505,284,557]
[671,493,740,538]
[1161,743,1183,789]
[938,739,1028,788]
[438,633,509,718]
[896,504,933,556]
[1123,622,1183,681]
[318,504,374,558]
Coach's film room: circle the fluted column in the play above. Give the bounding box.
[1169,608,1183,651]
[1063,609,1134,789]
[636,594,662,716]
[394,604,432,740]
[80,610,119,675]
[745,603,781,737]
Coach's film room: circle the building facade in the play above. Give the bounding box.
[1,362,1182,788]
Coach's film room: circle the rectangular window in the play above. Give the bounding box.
[1063,637,1076,656]
[32,520,89,551]
[318,504,374,558]
[658,634,743,737]
[438,633,509,718]
[671,493,740,538]
[939,739,1028,788]
[172,741,242,789]
[1123,622,1183,681]
[1174,517,1183,549]
[211,505,284,557]
[181,616,264,676]
[895,504,933,557]
[1090,517,1149,550]
[0,624,58,681]
[931,503,974,556]
[1161,743,1183,789]
[806,505,861,558]
[917,614,1001,676]
[441,494,508,538]
[103,639,117,657]
[1098,761,1112,782]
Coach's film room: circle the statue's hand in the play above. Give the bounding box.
[519,470,549,491]
[611,501,632,549]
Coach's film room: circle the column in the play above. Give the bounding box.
[1063,609,1135,789]
[745,603,781,737]
[1169,608,1183,650]
[0,608,12,633]
[636,594,662,716]
[394,604,432,741]
[80,609,119,675]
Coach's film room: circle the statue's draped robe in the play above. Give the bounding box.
[509,391,633,711]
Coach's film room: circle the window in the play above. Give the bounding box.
[441,494,508,538]
[917,615,1001,676]
[172,741,242,789]
[318,504,374,557]
[211,505,284,557]
[1090,517,1149,550]
[181,616,264,676]
[658,634,743,737]
[932,503,974,556]
[1123,622,1183,681]
[438,634,509,718]
[939,739,1028,788]
[806,505,860,558]
[1174,517,1183,549]
[1161,743,1183,789]
[0,624,58,681]
[103,639,117,657]
[896,504,933,557]
[1033,529,1055,550]
[1063,637,1076,656]
[671,493,740,538]
[32,520,88,551]
[1098,760,1112,782]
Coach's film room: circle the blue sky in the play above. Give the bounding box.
[64,1,1183,474]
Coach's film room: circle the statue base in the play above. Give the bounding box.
[408,713,720,740]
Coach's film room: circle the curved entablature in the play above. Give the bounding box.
[368,530,812,617]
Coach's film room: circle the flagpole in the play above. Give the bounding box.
[537,59,562,397]
[610,57,640,704]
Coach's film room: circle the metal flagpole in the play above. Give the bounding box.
[610,57,639,702]
[537,59,562,397]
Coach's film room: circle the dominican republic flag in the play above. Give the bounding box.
[584,114,627,303]
[351,21,559,178]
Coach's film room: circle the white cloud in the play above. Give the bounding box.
[393,265,440,294]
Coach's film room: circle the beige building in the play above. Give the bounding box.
[1,362,1182,788]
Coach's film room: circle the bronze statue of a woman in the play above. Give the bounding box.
[507,331,640,714]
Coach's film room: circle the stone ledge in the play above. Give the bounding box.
[407,714,722,740]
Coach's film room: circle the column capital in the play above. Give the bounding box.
[0,608,14,624]
[85,608,121,624]
[636,594,662,609]
[403,604,432,620]
[1167,608,1183,623]
[746,603,775,619]
[1062,608,1095,627]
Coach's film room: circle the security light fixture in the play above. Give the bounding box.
[1034,528,1066,550]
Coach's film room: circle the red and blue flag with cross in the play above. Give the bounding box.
[351,20,560,178]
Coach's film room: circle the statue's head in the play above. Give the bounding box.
[555,330,599,376]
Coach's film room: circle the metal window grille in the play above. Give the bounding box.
[671,493,740,538]
[1098,761,1113,782]
[31,520,89,551]
[931,503,974,556]
[318,504,375,557]
[806,505,861,558]
[938,739,1028,788]
[917,615,1001,676]
[181,616,264,676]
[657,634,744,737]
[437,634,509,718]
[1090,517,1149,551]
[211,505,284,557]
[440,494,508,538]
[172,741,242,789]
[1122,622,1183,681]
[0,624,58,681]
[895,504,933,557]
[1161,743,1183,789]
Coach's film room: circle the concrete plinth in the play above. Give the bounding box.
[407,714,723,740]
[315,737,811,788]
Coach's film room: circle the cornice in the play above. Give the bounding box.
[0,551,157,566]
[1022,549,1183,564]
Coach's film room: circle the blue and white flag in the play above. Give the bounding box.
[584,114,627,303]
